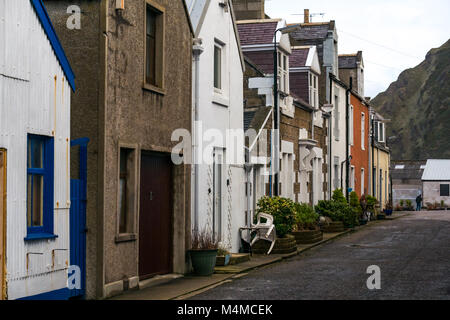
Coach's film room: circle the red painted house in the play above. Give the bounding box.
[339,53,370,197]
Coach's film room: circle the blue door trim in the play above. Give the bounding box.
[69,138,89,299]
[18,288,70,300]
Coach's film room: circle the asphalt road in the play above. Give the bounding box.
[191,211,450,300]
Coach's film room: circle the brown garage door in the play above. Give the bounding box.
[0,150,6,300]
[139,152,172,279]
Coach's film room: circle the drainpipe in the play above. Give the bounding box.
[345,78,353,201]
[329,72,333,200]
[193,38,204,232]
[244,148,253,243]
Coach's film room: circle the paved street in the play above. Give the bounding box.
[191,211,450,300]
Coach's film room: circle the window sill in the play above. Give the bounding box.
[24,233,58,242]
[115,233,137,243]
[143,83,166,96]
[212,93,229,108]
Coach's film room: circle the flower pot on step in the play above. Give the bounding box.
[291,230,323,244]
[189,249,218,276]
[252,235,297,254]
[215,254,231,267]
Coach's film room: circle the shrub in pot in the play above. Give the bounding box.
[315,190,358,229]
[406,200,414,211]
[350,191,365,224]
[292,203,322,244]
[254,197,297,254]
[256,196,296,238]
[189,228,218,276]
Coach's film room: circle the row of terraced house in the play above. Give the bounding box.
[0,0,391,300]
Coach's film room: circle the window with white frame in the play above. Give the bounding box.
[309,72,319,109]
[214,43,222,90]
[361,168,365,195]
[361,112,366,150]
[378,122,385,143]
[278,51,289,94]
[349,105,354,145]
[334,94,340,141]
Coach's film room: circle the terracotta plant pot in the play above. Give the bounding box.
[189,249,218,276]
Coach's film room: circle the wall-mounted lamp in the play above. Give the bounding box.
[115,0,125,11]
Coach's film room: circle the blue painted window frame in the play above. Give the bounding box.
[25,134,56,241]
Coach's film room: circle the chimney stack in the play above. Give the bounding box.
[304,9,310,23]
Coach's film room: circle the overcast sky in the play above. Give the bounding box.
[265,0,450,98]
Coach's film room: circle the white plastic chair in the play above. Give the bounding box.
[250,213,277,255]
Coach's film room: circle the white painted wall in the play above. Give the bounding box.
[423,181,450,206]
[331,83,348,193]
[0,0,71,299]
[190,0,245,253]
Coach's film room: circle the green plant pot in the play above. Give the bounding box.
[189,249,218,276]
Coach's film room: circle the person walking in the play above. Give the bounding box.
[416,194,423,211]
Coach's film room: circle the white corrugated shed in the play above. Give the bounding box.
[421,159,450,181]
[0,0,73,300]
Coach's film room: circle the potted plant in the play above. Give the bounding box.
[189,228,218,276]
[291,203,322,244]
[350,191,366,225]
[252,196,297,254]
[399,199,404,210]
[384,199,393,216]
[215,246,231,267]
[315,190,358,231]
[406,200,414,211]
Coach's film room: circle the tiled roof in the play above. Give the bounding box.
[422,159,450,181]
[290,47,309,68]
[291,92,314,110]
[339,55,357,69]
[290,22,331,41]
[391,161,427,180]
[237,20,278,46]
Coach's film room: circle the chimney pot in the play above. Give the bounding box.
[304,9,310,23]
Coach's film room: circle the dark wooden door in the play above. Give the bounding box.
[139,152,172,279]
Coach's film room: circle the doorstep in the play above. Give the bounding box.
[139,274,184,290]
[110,274,234,300]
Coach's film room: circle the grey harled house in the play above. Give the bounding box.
[44,0,193,299]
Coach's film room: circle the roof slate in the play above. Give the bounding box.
[339,55,357,69]
[237,21,278,46]
[290,47,309,68]
[290,23,331,41]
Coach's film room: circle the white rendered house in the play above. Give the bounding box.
[186,0,246,253]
